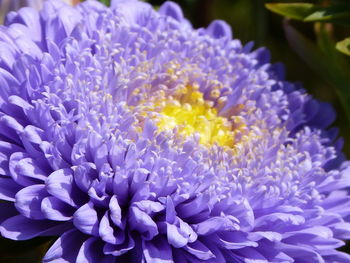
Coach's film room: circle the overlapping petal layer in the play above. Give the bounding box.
[0,0,349,262]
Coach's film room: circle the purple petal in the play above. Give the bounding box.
[0,178,21,201]
[14,7,42,43]
[22,125,45,144]
[15,184,48,219]
[214,231,258,250]
[73,202,99,236]
[9,152,47,186]
[112,173,129,205]
[159,1,184,21]
[165,196,176,223]
[166,219,197,248]
[109,195,122,227]
[0,141,23,177]
[74,162,97,192]
[0,68,20,99]
[207,20,232,39]
[184,240,215,260]
[283,232,344,251]
[93,143,108,171]
[255,212,305,228]
[130,168,150,195]
[134,200,164,213]
[99,211,125,245]
[332,222,350,239]
[111,0,153,25]
[103,233,135,256]
[7,95,34,118]
[177,194,210,218]
[43,4,82,46]
[192,216,240,235]
[249,231,282,242]
[234,247,268,262]
[43,229,87,263]
[276,243,324,262]
[46,168,85,208]
[0,202,18,223]
[12,34,43,60]
[76,237,115,263]
[0,214,70,240]
[322,250,350,263]
[0,141,22,156]
[0,41,17,71]
[283,226,332,239]
[129,205,159,240]
[307,102,336,129]
[0,113,24,135]
[41,196,75,221]
[143,237,173,263]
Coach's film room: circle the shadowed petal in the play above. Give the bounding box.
[143,237,173,263]
[76,237,115,263]
[207,20,232,39]
[0,178,21,201]
[9,152,47,186]
[99,211,125,245]
[15,184,48,219]
[0,215,71,240]
[46,168,86,207]
[73,202,99,236]
[184,240,215,260]
[0,202,18,223]
[41,196,75,221]
[159,1,184,22]
[43,229,87,263]
[103,233,135,256]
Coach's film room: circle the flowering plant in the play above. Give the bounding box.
[0,0,349,262]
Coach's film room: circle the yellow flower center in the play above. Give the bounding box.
[137,84,235,148]
[158,88,234,147]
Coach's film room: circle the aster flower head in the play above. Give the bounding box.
[0,0,350,262]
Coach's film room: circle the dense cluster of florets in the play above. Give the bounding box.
[0,0,349,262]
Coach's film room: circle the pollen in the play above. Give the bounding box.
[143,85,235,147]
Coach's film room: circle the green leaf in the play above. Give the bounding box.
[336,38,350,55]
[304,7,350,26]
[266,3,350,26]
[305,9,350,22]
[265,3,316,21]
[98,0,110,6]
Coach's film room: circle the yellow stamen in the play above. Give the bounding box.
[144,85,235,147]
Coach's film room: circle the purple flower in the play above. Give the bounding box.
[0,0,44,12]
[0,0,349,262]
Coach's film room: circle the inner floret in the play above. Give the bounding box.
[136,84,235,147]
